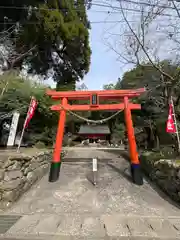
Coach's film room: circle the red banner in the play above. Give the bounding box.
[24,97,38,129]
[166,103,176,133]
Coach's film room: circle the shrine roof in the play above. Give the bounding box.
[78,125,110,135]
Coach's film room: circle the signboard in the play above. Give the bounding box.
[90,94,99,106]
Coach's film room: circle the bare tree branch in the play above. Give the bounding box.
[9,45,37,69]
[0,26,37,98]
[103,38,137,65]
[119,0,175,82]
[172,0,180,18]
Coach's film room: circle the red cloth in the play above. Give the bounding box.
[166,103,176,133]
[24,97,38,129]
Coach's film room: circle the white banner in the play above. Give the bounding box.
[7,111,20,147]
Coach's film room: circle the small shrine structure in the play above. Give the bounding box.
[78,124,110,142]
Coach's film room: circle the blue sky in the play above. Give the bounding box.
[82,2,180,90]
[83,6,127,90]
[47,1,178,90]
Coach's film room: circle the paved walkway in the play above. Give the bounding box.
[1,149,180,239]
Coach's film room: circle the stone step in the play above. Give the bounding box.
[63,157,113,162]
[0,237,180,240]
[3,214,180,239]
[63,147,125,150]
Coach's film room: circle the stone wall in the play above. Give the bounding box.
[0,150,54,209]
[140,152,180,203]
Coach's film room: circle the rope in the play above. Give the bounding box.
[58,103,123,124]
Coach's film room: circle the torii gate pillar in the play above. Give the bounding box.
[49,97,67,182]
[124,96,143,185]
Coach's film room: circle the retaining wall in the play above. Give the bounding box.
[0,149,54,208]
[140,152,180,203]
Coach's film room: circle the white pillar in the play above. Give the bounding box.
[7,111,20,147]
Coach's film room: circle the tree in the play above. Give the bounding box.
[103,0,166,65]
[76,83,88,91]
[0,0,91,88]
[0,72,58,145]
[101,0,180,149]
[102,61,180,149]
[103,83,116,90]
[119,61,180,149]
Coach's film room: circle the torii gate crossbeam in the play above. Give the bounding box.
[47,88,146,186]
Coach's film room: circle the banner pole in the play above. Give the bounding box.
[17,97,33,153]
[17,121,26,153]
[171,96,180,153]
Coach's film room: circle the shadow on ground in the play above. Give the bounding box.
[102,149,180,210]
[120,151,180,210]
[107,163,132,184]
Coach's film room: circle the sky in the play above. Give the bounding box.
[47,0,180,90]
[82,5,128,90]
[81,0,180,90]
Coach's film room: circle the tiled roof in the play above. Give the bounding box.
[78,125,110,134]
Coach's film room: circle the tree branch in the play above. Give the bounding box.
[172,0,180,18]
[10,45,37,68]
[119,0,175,82]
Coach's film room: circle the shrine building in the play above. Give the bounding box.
[78,124,110,142]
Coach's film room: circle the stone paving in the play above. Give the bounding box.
[1,149,180,239]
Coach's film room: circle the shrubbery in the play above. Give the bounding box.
[0,71,58,146]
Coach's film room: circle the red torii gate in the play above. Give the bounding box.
[47,88,146,185]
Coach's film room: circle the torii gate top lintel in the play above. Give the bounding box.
[47,88,146,111]
[47,87,145,100]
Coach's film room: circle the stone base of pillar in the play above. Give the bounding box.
[49,162,61,182]
[131,164,143,185]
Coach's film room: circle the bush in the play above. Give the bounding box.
[0,73,58,146]
[159,145,177,158]
[140,149,178,177]
[35,141,46,149]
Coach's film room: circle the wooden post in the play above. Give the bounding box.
[49,97,67,182]
[124,96,143,185]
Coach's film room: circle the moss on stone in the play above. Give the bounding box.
[140,150,180,204]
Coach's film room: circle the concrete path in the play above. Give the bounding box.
[1,149,180,239]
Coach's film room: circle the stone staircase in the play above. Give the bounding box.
[1,214,180,239]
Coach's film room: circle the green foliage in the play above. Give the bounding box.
[141,151,163,163]
[121,61,179,123]
[0,0,91,88]
[111,122,125,144]
[35,141,46,149]
[0,71,58,145]
[108,60,180,150]
[103,83,116,90]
